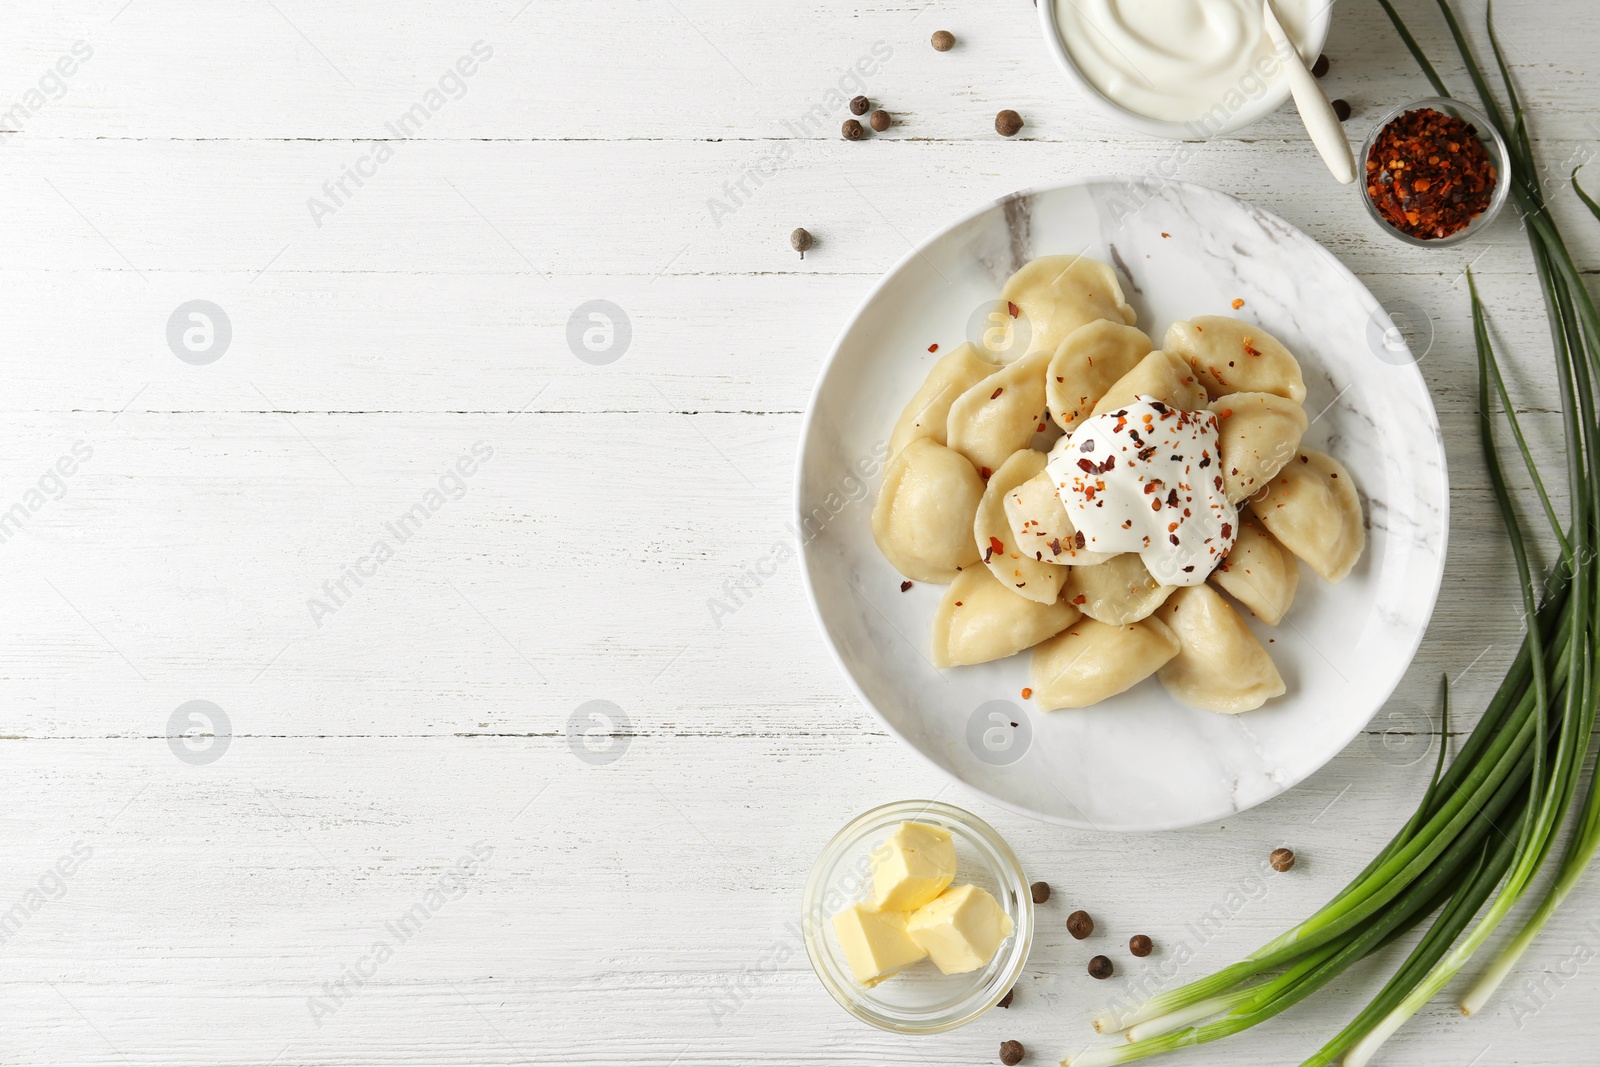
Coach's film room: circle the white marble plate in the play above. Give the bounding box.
[795,178,1447,832]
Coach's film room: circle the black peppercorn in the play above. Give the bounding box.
[1130,934,1154,957]
[1331,99,1352,122]
[1089,955,1114,980]
[1067,909,1093,939]
[1000,1039,1025,1065]
[1030,881,1050,904]
[789,228,813,259]
[995,109,1024,137]
[849,95,870,116]
[1311,53,1330,77]
[841,118,865,141]
[869,109,891,132]
[997,987,1014,1009]
[931,29,956,51]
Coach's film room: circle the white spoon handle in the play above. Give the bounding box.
[1263,0,1356,185]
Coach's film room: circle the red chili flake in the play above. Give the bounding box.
[1242,339,1263,359]
[989,536,1006,555]
[1007,301,1020,318]
[1049,537,1062,556]
[990,386,1004,400]
[980,466,993,480]
[1166,488,1180,508]
[954,600,963,607]
[1077,456,1115,476]
[1221,522,1234,539]
[1365,107,1497,239]
[1231,297,1245,310]
[900,580,913,592]
[928,343,939,353]
[1021,687,1033,699]
[1073,531,1086,549]
[1160,231,1170,238]
[1168,533,1180,546]
[1072,593,1087,605]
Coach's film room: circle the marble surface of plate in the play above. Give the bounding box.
[797,178,1448,832]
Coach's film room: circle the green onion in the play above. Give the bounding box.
[1064,1,1600,1063]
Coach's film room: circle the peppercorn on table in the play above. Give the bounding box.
[2,1,1598,1065]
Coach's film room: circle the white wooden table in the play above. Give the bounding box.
[3,1,1598,1064]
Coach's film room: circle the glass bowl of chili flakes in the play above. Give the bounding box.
[1359,96,1512,247]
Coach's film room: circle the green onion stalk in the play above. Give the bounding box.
[1063,2,1600,1064]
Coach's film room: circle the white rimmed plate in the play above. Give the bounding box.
[795,178,1447,832]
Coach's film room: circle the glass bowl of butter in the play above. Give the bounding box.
[802,800,1033,1033]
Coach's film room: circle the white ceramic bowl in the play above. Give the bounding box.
[1037,1,1333,138]
[795,178,1448,831]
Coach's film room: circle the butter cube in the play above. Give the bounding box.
[870,821,957,911]
[831,903,929,986]
[906,884,1015,975]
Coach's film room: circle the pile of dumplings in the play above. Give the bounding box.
[870,254,1365,714]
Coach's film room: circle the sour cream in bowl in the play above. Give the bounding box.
[1038,0,1332,139]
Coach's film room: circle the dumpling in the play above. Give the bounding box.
[931,567,1080,668]
[1163,317,1306,403]
[1209,515,1299,625]
[1030,616,1180,710]
[1091,350,1208,416]
[1046,320,1154,429]
[871,438,986,583]
[1213,391,1309,503]
[1155,584,1285,712]
[1063,553,1175,625]
[984,255,1136,362]
[946,348,1051,475]
[1249,449,1364,583]
[890,343,1001,457]
[975,450,1070,605]
[1002,470,1114,566]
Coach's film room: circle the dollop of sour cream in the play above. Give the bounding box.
[1045,396,1237,586]
[1053,0,1314,126]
